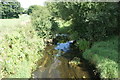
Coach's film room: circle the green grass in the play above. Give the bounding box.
[0,14,30,27]
[83,36,119,78]
[0,14,30,39]
[0,15,45,78]
[0,19,21,37]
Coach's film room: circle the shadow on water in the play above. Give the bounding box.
[31,45,100,79]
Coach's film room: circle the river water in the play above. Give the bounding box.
[31,44,99,79]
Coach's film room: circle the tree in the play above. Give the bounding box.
[46,2,119,41]
[27,5,42,15]
[0,0,23,19]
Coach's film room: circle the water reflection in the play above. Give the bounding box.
[54,40,75,57]
[32,45,92,78]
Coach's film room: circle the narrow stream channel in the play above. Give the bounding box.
[31,44,100,79]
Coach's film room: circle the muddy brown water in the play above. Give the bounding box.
[31,45,99,79]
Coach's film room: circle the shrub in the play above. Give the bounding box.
[76,39,90,51]
[83,36,119,78]
[0,24,44,78]
[31,6,52,40]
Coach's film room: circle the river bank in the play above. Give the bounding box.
[31,45,100,79]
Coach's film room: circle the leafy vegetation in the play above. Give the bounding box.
[28,2,119,78]
[0,0,24,19]
[0,16,44,78]
[0,1,119,79]
[30,6,52,41]
[27,5,42,15]
[44,2,119,79]
[76,39,90,51]
[83,36,118,78]
[46,2,119,41]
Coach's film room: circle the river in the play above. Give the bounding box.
[31,44,99,79]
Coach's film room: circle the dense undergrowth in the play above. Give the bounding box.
[83,36,118,78]
[0,23,44,78]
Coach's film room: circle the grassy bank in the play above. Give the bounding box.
[0,15,45,78]
[82,36,119,78]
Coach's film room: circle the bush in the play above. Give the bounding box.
[83,36,119,78]
[76,39,90,51]
[31,6,52,40]
[0,24,44,78]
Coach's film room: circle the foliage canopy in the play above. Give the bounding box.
[0,0,24,19]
